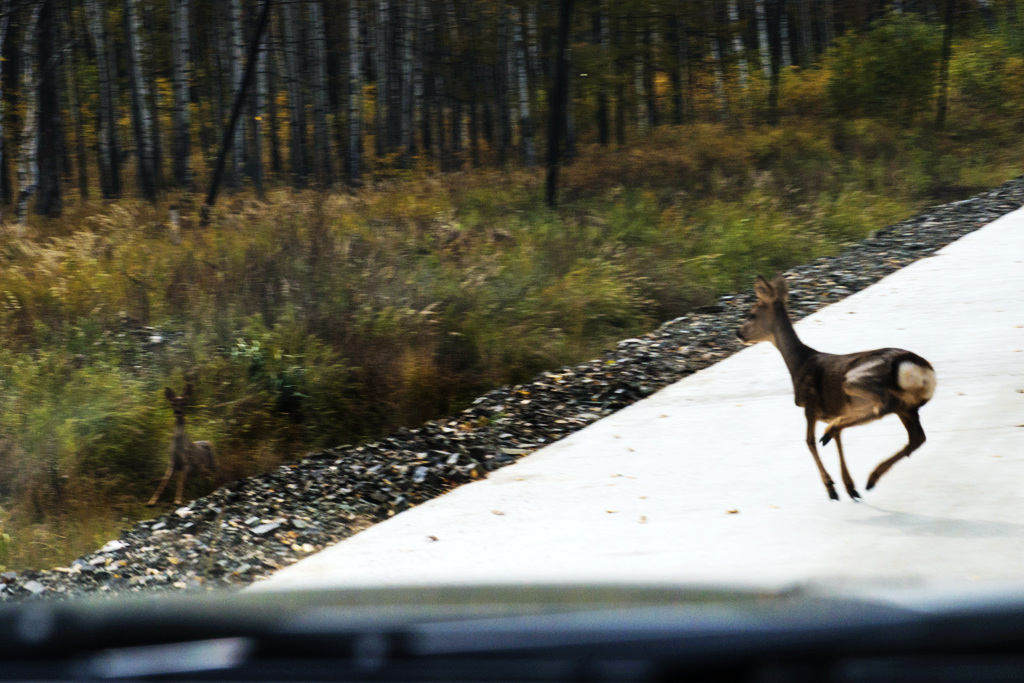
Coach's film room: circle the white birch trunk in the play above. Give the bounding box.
[821,0,835,49]
[634,24,647,131]
[728,1,748,90]
[595,0,612,141]
[0,0,9,212]
[375,0,389,156]
[125,0,158,199]
[414,0,427,157]
[443,0,462,155]
[977,0,997,30]
[756,0,772,81]
[526,5,540,77]
[800,0,814,65]
[229,0,245,187]
[282,0,308,185]
[309,0,333,183]
[400,0,415,164]
[86,0,120,197]
[348,0,362,183]
[708,8,728,120]
[497,12,512,163]
[171,0,191,186]
[17,5,41,225]
[510,4,535,166]
[779,0,792,68]
[248,1,266,194]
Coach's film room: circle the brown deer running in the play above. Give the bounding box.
[736,275,936,500]
[147,385,215,506]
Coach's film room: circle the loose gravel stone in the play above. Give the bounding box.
[2,177,1022,602]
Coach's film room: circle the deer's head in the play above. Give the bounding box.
[164,384,194,416]
[737,274,789,345]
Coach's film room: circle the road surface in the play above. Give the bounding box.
[253,207,1024,593]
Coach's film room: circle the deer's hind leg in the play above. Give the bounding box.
[148,461,176,506]
[805,408,838,501]
[866,409,926,491]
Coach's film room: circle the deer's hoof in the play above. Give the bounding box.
[819,432,833,446]
[826,485,839,501]
[848,488,862,501]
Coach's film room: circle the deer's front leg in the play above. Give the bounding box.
[148,461,176,506]
[805,409,838,501]
[173,465,191,506]
[832,432,860,501]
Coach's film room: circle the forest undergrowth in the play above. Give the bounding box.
[1,32,1022,571]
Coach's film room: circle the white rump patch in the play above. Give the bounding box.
[897,361,937,401]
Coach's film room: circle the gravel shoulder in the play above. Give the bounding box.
[2,178,1022,601]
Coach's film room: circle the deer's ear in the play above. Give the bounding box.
[753,275,774,302]
[770,275,789,303]
[164,387,176,401]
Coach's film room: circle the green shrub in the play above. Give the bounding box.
[826,12,942,123]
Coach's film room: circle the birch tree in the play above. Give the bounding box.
[545,0,573,207]
[593,1,611,142]
[248,1,266,196]
[779,0,792,68]
[399,0,415,166]
[728,1,748,89]
[17,4,42,224]
[820,0,835,50]
[36,0,61,217]
[374,0,390,156]
[266,19,283,174]
[85,0,120,198]
[125,0,159,200]
[0,0,9,209]
[170,0,191,187]
[229,0,245,188]
[708,2,728,121]
[666,8,688,125]
[634,19,648,131]
[282,1,309,186]
[348,0,362,184]
[755,0,772,81]
[309,0,333,183]
[799,0,814,66]
[510,3,535,166]
[64,4,89,200]
[496,12,512,166]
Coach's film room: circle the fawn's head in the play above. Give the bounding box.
[164,384,194,417]
[737,275,789,345]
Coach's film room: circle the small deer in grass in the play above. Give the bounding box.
[736,275,936,501]
[147,385,215,506]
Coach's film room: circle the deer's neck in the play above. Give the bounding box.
[173,414,188,437]
[772,304,816,378]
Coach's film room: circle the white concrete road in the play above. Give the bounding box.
[254,208,1024,593]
